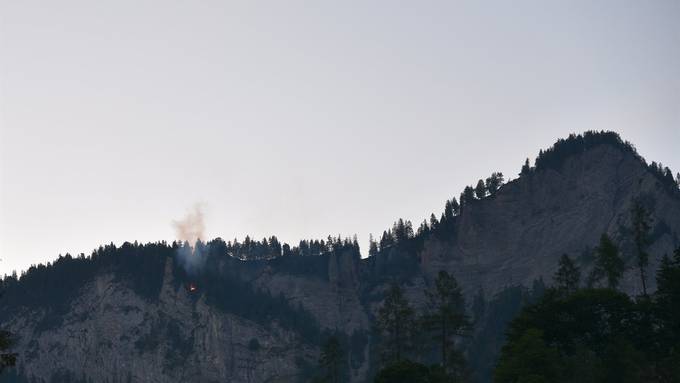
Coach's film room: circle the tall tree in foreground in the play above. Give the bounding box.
[631,200,652,296]
[590,234,624,289]
[494,329,562,383]
[495,246,680,382]
[423,271,470,377]
[376,284,417,364]
[655,247,680,357]
[553,254,580,294]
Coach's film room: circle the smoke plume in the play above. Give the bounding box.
[172,204,207,274]
[173,204,205,245]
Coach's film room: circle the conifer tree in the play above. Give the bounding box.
[475,180,486,199]
[520,158,531,175]
[376,284,416,363]
[553,254,580,294]
[450,197,460,216]
[631,200,652,296]
[485,172,505,195]
[416,220,428,236]
[380,230,394,250]
[590,234,624,289]
[461,186,476,208]
[444,200,454,221]
[422,271,470,375]
[655,247,680,349]
[368,234,379,257]
[429,214,439,232]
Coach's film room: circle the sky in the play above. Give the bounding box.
[1,1,679,275]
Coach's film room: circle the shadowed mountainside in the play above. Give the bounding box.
[1,131,679,383]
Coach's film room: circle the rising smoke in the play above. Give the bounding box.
[172,204,207,274]
[173,204,205,245]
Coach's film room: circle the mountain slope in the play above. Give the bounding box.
[431,141,680,295]
[1,132,679,383]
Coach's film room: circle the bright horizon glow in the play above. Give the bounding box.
[2,1,679,274]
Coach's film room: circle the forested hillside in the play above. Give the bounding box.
[1,131,679,383]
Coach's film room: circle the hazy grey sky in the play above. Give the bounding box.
[1,1,679,274]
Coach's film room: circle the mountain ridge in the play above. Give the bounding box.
[2,131,679,383]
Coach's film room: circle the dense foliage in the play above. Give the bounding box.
[494,247,680,383]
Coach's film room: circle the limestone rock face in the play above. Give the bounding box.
[437,144,680,296]
[4,261,313,383]
[252,249,368,334]
[2,141,680,383]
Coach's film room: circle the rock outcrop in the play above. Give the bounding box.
[2,133,679,383]
[425,143,680,296]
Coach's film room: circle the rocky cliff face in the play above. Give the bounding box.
[423,143,680,297]
[2,136,679,383]
[3,261,315,383]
